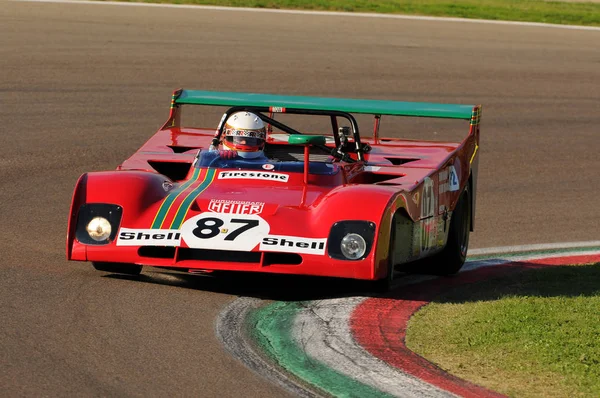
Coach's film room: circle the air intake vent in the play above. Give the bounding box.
[178,248,261,263]
[147,161,192,181]
[384,157,419,166]
[139,246,176,259]
[168,145,200,154]
[263,252,302,265]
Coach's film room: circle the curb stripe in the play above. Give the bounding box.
[222,244,600,398]
[169,168,216,229]
[151,167,202,229]
[350,252,600,398]
[249,302,395,398]
[292,298,457,397]
[216,298,320,398]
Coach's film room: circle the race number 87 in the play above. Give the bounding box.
[193,217,259,241]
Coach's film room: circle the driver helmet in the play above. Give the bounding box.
[222,111,266,159]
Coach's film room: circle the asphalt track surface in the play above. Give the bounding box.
[1,1,599,396]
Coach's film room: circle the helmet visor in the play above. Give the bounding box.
[224,136,265,151]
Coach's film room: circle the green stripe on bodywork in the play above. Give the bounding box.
[176,90,474,120]
[170,168,217,229]
[249,302,393,398]
[151,167,201,229]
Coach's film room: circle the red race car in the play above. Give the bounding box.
[66,89,481,290]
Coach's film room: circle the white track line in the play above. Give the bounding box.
[12,0,600,31]
[468,241,600,256]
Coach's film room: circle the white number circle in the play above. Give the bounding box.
[180,213,270,251]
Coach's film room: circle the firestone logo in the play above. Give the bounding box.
[218,171,289,182]
[208,199,264,215]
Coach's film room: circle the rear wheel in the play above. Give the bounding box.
[92,262,142,276]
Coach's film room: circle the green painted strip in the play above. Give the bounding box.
[170,168,217,229]
[175,90,474,119]
[249,301,394,398]
[151,167,201,229]
[466,246,600,262]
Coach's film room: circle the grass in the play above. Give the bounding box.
[405,263,600,398]
[109,0,600,27]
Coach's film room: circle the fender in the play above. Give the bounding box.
[310,184,412,280]
[66,171,172,260]
[309,184,403,227]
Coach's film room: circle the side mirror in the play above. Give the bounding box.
[287,135,328,185]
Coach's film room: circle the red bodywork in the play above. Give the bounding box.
[67,100,480,281]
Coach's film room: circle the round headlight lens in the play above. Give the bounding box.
[340,233,367,260]
[86,217,112,241]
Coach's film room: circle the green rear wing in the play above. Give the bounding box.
[162,89,482,148]
[174,89,476,120]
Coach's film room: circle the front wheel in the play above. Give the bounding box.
[370,215,397,293]
[92,262,142,275]
[371,262,394,293]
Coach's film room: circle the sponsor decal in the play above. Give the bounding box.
[162,181,174,192]
[343,163,364,182]
[413,178,437,256]
[218,171,289,182]
[449,166,460,191]
[437,217,448,246]
[414,218,438,255]
[412,192,420,206]
[439,168,449,182]
[208,199,264,215]
[116,228,182,246]
[269,106,286,113]
[421,178,435,219]
[224,128,266,139]
[259,235,327,255]
[262,163,275,170]
[180,213,269,251]
[439,165,460,194]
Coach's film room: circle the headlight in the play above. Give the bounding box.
[328,220,375,261]
[86,217,112,241]
[75,203,122,245]
[340,233,367,259]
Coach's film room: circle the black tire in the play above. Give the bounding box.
[371,260,394,293]
[92,262,143,275]
[370,216,397,293]
[421,186,471,275]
